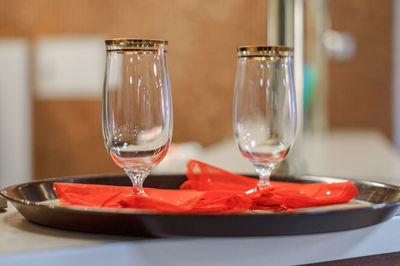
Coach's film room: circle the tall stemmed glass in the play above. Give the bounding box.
[102,39,173,196]
[233,46,297,192]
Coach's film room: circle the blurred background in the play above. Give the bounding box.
[0,0,397,185]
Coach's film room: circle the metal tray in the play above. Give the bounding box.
[1,174,399,237]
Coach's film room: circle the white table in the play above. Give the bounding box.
[196,131,400,185]
[0,130,399,266]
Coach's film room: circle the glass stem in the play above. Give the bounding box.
[124,168,150,196]
[255,164,275,189]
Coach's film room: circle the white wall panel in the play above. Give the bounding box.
[0,38,31,187]
[35,36,105,99]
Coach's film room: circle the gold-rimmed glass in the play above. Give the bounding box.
[102,39,173,196]
[233,46,297,191]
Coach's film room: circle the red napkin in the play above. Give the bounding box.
[53,160,358,214]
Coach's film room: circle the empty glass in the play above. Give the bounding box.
[102,39,173,195]
[233,46,297,191]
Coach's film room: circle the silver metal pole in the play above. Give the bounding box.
[267,0,305,174]
[267,0,294,46]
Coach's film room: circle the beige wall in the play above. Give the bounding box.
[0,0,393,178]
[329,0,393,140]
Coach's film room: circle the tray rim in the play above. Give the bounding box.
[1,173,400,217]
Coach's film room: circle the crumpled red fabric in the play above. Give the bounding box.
[53,160,358,214]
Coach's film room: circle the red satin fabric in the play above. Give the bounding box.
[53,160,358,214]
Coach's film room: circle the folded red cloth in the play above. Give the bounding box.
[53,160,358,214]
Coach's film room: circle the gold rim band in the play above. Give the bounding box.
[237,46,293,57]
[105,39,167,51]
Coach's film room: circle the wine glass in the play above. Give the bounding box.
[233,46,297,192]
[102,39,173,196]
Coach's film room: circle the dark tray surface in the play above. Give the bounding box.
[1,174,399,237]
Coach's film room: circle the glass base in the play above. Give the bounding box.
[245,183,274,194]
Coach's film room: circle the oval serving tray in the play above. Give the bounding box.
[1,174,399,237]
